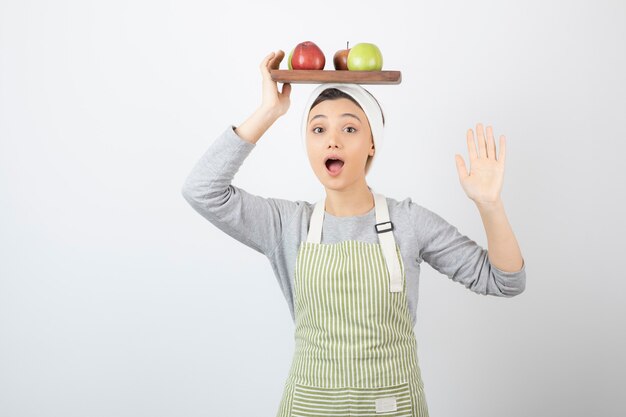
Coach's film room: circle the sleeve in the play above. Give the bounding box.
[412,201,526,297]
[180,124,298,257]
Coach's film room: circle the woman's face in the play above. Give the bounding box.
[305,98,375,191]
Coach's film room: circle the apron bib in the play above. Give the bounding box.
[276,192,429,417]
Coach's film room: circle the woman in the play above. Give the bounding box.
[181,50,526,417]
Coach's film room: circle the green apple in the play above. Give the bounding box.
[288,48,294,70]
[347,43,383,71]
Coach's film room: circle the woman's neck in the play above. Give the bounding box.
[323,181,374,217]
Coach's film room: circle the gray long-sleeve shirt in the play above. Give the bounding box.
[181,124,526,326]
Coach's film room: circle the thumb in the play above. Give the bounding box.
[281,82,292,97]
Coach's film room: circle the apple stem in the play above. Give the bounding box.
[347,41,349,49]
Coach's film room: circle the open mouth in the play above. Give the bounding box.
[324,156,345,175]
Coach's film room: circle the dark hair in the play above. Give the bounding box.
[309,87,383,176]
[310,88,385,126]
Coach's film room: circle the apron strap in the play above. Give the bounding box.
[373,192,403,292]
[306,196,325,244]
[306,190,403,292]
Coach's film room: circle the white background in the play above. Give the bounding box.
[1,0,625,416]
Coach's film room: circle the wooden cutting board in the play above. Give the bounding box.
[270,70,402,85]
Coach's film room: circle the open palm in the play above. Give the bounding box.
[455,123,506,205]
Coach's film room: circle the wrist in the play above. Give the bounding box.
[235,106,280,144]
[475,198,504,213]
[257,105,281,121]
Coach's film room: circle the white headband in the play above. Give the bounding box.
[300,83,385,174]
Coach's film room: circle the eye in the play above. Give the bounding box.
[345,126,357,133]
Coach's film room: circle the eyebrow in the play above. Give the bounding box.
[309,113,362,124]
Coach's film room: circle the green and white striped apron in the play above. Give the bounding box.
[276,191,429,417]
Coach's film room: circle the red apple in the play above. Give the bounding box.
[291,41,325,70]
[333,41,350,70]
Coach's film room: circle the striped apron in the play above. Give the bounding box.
[276,191,429,417]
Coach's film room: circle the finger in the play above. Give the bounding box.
[455,154,468,179]
[270,50,285,70]
[486,125,496,160]
[260,52,275,78]
[466,128,478,161]
[281,82,292,97]
[476,122,487,158]
[498,135,506,165]
[260,52,274,69]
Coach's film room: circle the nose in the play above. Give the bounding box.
[327,133,342,148]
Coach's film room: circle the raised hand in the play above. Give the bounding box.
[260,50,292,118]
[233,51,292,144]
[454,123,506,206]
